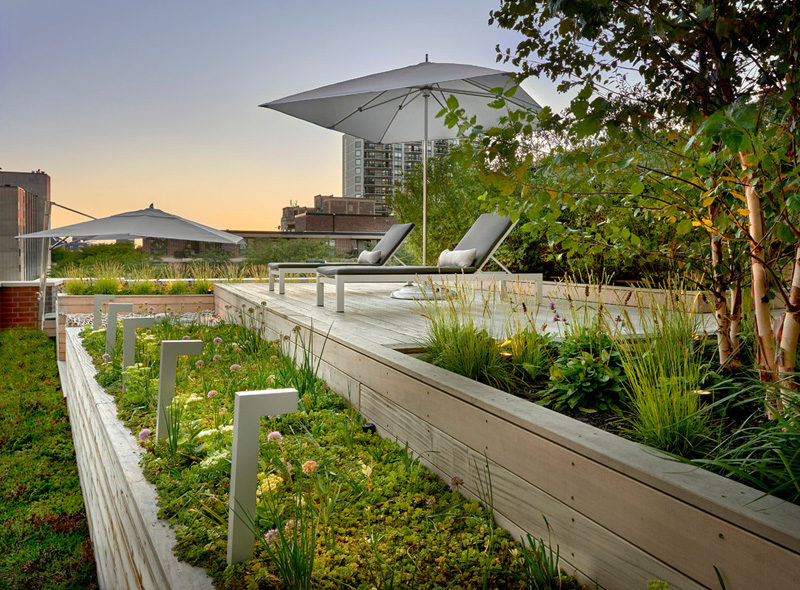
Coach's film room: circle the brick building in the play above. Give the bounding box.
[281,194,394,235]
[0,171,51,281]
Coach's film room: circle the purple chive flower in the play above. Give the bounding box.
[548,300,556,311]
[213,337,222,345]
[267,431,283,444]
[139,428,152,442]
[102,352,111,362]
[207,390,217,398]
[212,354,221,361]
[230,364,242,372]
[196,359,204,368]
[148,306,155,314]
[264,529,279,545]
[449,475,464,491]
[182,335,190,340]
[553,312,561,322]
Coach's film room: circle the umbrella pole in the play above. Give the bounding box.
[422,90,429,265]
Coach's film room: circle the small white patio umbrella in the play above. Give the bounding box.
[260,58,539,268]
[18,204,245,245]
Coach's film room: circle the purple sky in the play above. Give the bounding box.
[1,1,562,229]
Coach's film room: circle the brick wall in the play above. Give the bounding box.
[294,213,394,233]
[0,284,39,329]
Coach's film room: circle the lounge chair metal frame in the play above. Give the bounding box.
[316,216,516,312]
[267,223,413,294]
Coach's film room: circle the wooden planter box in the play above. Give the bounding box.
[216,285,800,590]
[56,293,215,361]
[62,328,212,589]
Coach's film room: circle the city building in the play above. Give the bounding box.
[342,134,453,201]
[0,170,51,280]
[281,194,393,233]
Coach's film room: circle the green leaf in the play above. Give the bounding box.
[720,127,744,151]
[571,99,588,118]
[676,219,693,235]
[630,181,645,196]
[445,95,459,110]
[573,116,601,138]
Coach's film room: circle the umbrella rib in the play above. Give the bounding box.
[332,90,420,129]
[376,88,422,143]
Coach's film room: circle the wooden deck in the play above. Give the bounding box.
[215,278,694,349]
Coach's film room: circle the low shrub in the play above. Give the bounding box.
[191,278,214,294]
[541,318,626,413]
[165,280,189,294]
[130,280,156,295]
[92,277,120,294]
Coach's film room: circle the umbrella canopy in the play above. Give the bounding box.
[260,60,539,144]
[260,59,539,265]
[17,204,245,245]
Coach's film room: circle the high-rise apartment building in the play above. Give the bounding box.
[342,135,452,202]
[0,171,51,280]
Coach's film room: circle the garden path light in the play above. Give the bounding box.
[155,340,203,440]
[105,302,132,354]
[227,388,298,565]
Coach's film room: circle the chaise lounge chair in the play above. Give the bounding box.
[315,213,514,312]
[267,222,414,294]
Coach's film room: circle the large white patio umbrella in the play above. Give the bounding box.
[260,58,539,267]
[18,204,245,245]
[17,204,245,328]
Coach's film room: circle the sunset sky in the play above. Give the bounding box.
[1,1,561,230]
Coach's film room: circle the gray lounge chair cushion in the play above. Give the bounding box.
[452,213,513,269]
[358,249,381,264]
[370,222,414,264]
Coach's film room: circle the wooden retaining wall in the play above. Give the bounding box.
[62,328,213,590]
[217,286,800,590]
[56,294,215,361]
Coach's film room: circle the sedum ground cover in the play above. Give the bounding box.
[0,328,97,589]
[82,318,581,589]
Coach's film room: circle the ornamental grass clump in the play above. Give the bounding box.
[694,383,800,503]
[616,299,715,457]
[420,285,514,391]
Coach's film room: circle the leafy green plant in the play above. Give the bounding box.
[63,278,91,295]
[163,398,184,456]
[542,316,626,413]
[277,324,331,404]
[191,278,213,294]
